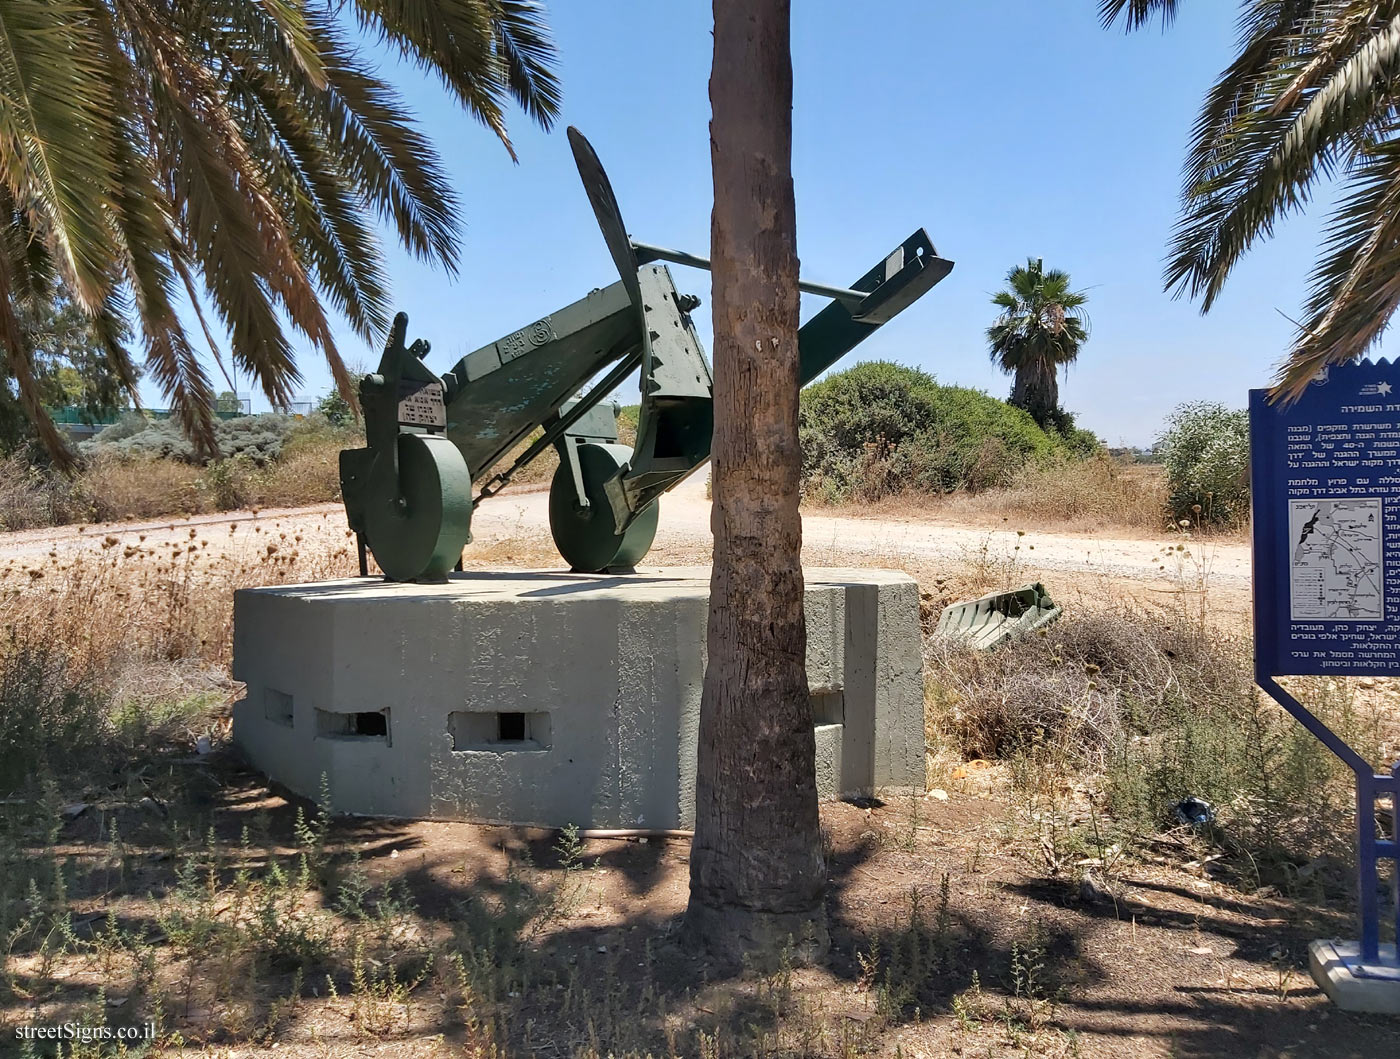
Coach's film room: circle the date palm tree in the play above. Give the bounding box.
[1101,0,1400,396]
[685,0,827,965]
[986,257,1089,428]
[0,0,559,464]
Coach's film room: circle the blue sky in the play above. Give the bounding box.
[164,1,1380,447]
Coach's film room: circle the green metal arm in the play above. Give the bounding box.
[799,229,953,385]
[600,229,954,536]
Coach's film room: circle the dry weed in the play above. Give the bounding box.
[941,456,1169,533]
[926,587,1380,877]
[925,602,1223,764]
[84,452,204,520]
[0,453,90,529]
[811,456,1173,536]
[0,527,359,791]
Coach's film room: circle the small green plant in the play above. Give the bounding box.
[858,878,955,1024]
[952,970,981,1033]
[292,774,333,888]
[199,453,260,511]
[554,822,585,871]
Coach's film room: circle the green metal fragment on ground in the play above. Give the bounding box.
[936,583,1061,649]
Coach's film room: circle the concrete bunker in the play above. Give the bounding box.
[231,568,924,827]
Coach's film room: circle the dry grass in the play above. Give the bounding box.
[244,432,346,508]
[0,435,348,530]
[0,409,636,531]
[923,587,1385,882]
[82,452,205,520]
[940,457,1169,533]
[0,454,89,529]
[0,521,360,792]
[0,508,1394,1055]
[811,456,1175,536]
[487,410,640,490]
[492,429,559,487]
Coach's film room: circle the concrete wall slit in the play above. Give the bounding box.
[448,710,552,752]
[315,707,391,745]
[264,688,294,727]
[810,688,845,726]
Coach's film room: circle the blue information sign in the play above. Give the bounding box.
[1252,359,1400,990]
[1251,358,1400,676]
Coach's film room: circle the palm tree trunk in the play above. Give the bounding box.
[683,0,827,966]
[1011,362,1060,428]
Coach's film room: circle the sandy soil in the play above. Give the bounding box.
[0,476,1248,596]
[10,758,1396,1059]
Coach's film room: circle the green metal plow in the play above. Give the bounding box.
[340,128,954,581]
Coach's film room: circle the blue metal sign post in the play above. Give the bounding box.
[1251,359,1400,1010]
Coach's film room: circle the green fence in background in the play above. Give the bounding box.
[47,401,259,427]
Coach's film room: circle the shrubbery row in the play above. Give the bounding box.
[798,362,1099,503]
[0,414,360,529]
[84,411,305,464]
[800,362,1252,529]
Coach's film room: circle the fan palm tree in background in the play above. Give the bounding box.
[1101,0,1400,397]
[986,257,1089,429]
[0,0,559,465]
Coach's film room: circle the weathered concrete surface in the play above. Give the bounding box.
[1308,941,1400,1015]
[231,567,923,827]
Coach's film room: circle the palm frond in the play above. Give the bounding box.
[0,0,123,308]
[229,64,392,339]
[167,101,302,408]
[171,252,237,394]
[90,294,142,405]
[242,0,327,87]
[347,0,560,160]
[108,125,220,450]
[1099,0,1179,31]
[305,15,460,269]
[0,192,56,304]
[492,0,564,125]
[0,0,556,453]
[0,242,73,467]
[121,0,307,407]
[1184,0,1322,183]
[1166,7,1400,309]
[1275,138,1400,397]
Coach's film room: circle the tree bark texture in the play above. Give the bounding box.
[683,0,827,967]
[1011,362,1059,427]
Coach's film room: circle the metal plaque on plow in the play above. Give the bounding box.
[1251,358,1400,675]
[397,379,447,428]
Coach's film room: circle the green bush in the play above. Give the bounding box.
[1049,413,1102,459]
[1156,401,1249,526]
[83,412,302,465]
[317,388,355,426]
[616,403,640,447]
[798,361,1092,502]
[199,453,259,511]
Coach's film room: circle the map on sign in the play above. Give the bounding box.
[1251,360,1400,674]
[1288,498,1384,620]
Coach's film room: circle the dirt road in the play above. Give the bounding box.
[0,474,1249,593]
